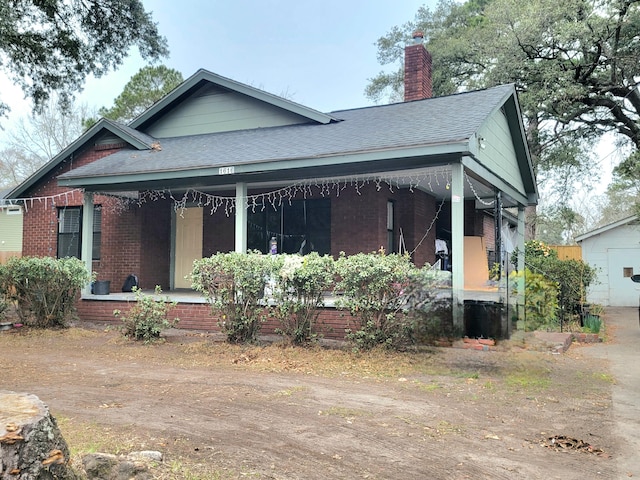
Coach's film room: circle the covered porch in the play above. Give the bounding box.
[71,160,527,338]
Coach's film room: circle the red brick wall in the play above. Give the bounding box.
[396,189,437,267]
[331,183,388,256]
[140,199,171,290]
[21,153,121,263]
[404,42,433,101]
[483,213,496,253]
[22,144,121,257]
[76,299,356,340]
[20,142,182,292]
[97,204,140,292]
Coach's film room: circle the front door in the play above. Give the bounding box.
[174,207,203,289]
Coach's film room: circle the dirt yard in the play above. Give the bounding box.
[0,325,618,479]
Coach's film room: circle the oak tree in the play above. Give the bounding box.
[368,0,640,200]
[0,0,168,118]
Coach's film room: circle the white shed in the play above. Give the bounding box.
[576,216,640,306]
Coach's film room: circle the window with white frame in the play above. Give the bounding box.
[57,206,102,260]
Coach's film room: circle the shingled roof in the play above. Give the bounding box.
[59,84,516,181]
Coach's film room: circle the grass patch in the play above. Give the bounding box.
[412,380,442,392]
[590,372,615,384]
[505,369,551,390]
[275,385,307,397]
[321,406,371,419]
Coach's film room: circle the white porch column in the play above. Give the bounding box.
[516,205,526,321]
[235,182,247,253]
[451,163,465,330]
[81,192,94,295]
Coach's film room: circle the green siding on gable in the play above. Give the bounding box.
[0,207,23,252]
[144,87,311,138]
[475,110,526,196]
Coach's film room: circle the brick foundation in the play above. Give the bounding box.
[76,299,356,340]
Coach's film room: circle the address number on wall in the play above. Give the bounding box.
[218,166,235,175]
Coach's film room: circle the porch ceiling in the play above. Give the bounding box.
[85,164,506,207]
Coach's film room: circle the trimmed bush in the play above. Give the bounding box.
[514,240,596,324]
[403,268,455,343]
[114,286,179,342]
[334,250,415,350]
[192,251,274,344]
[510,269,559,331]
[271,253,335,345]
[0,256,90,328]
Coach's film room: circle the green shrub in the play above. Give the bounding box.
[514,240,596,323]
[271,253,335,345]
[403,268,456,343]
[192,251,274,344]
[114,286,178,342]
[0,256,90,328]
[583,314,602,334]
[510,269,559,331]
[334,250,415,350]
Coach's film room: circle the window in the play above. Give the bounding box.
[623,267,633,278]
[387,200,395,253]
[57,206,102,260]
[248,199,330,255]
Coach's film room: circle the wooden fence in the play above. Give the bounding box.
[549,245,582,261]
[0,251,21,264]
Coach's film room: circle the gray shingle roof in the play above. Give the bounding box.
[60,84,515,179]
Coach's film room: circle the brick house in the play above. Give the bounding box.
[6,35,537,337]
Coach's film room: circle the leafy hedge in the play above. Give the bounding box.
[270,253,335,345]
[191,250,454,349]
[0,256,90,328]
[510,269,559,331]
[334,251,416,350]
[516,240,596,324]
[115,286,179,342]
[192,251,275,343]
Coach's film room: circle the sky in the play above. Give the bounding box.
[0,0,433,121]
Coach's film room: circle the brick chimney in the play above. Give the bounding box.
[404,31,432,101]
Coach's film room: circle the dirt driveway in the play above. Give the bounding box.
[0,321,622,479]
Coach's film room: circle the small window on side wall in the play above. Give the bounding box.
[57,205,102,260]
[623,267,633,278]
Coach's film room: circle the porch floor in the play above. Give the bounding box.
[82,287,504,305]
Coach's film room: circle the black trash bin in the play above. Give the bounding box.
[464,300,505,339]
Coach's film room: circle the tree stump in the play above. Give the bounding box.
[0,391,77,479]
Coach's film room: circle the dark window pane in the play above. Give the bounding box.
[57,207,81,258]
[245,199,330,255]
[57,205,102,260]
[92,206,102,260]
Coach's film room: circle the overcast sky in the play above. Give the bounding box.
[1,0,433,121]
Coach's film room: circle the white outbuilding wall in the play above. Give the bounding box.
[577,217,640,306]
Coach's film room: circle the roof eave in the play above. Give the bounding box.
[7,119,152,199]
[57,141,470,190]
[575,215,639,242]
[502,89,537,198]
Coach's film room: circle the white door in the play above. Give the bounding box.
[607,248,640,306]
[174,207,203,289]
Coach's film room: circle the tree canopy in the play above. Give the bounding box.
[0,0,168,117]
[368,0,640,202]
[92,65,183,125]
